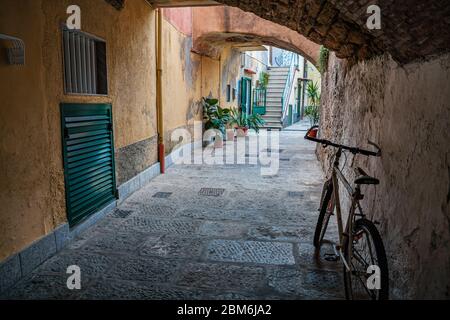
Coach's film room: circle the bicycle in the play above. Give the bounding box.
[305,126,389,300]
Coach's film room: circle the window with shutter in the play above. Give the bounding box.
[62,29,108,95]
[60,103,117,226]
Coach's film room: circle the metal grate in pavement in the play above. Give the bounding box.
[113,209,132,218]
[153,192,173,199]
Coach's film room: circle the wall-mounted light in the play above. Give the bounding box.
[0,34,25,65]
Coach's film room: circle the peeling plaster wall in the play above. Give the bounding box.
[318,53,450,299]
[0,0,156,261]
[162,9,203,154]
[219,46,242,110]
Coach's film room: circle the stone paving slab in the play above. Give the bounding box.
[2,274,76,300]
[105,256,181,283]
[206,240,295,265]
[199,221,249,238]
[266,268,344,299]
[119,216,200,235]
[247,225,313,242]
[78,231,149,255]
[121,203,178,218]
[79,280,204,300]
[39,252,115,278]
[139,235,205,260]
[175,262,266,292]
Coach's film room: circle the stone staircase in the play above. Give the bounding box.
[261,67,289,130]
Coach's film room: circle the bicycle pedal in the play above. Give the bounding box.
[324,253,340,262]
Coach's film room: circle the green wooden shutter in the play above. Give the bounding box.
[239,78,245,112]
[60,103,117,227]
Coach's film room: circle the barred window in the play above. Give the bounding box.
[62,29,108,95]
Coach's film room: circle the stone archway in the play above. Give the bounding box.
[191,6,320,64]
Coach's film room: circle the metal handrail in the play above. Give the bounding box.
[253,87,267,114]
[280,52,298,125]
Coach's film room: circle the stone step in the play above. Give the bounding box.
[264,111,282,117]
[263,114,282,120]
[268,73,289,77]
[268,67,290,72]
[268,71,288,75]
[266,107,282,112]
[267,88,284,92]
[268,80,287,85]
[263,120,282,126]
[268,75,288,79]
[263,126,282,130]
[265,107,282,111]
[262,118,282,124]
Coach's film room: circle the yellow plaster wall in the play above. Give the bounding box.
[161,17,203,148]
[201,56,220,101]
[0,0,156,261]
[219,47,242,110]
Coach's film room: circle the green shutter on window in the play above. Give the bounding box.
[60,103,117,227]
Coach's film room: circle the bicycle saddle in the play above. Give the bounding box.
[355,167,380,185]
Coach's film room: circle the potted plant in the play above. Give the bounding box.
[202,97,231,147]
[258,71,270,89]
[305,81,321,126]
[229,109,265,137]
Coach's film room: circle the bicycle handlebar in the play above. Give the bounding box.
[304,126,382,157]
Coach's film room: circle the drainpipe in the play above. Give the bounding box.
[156,8,165,173]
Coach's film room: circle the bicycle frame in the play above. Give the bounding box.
[329,148,364,272]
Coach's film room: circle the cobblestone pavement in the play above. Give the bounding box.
[2,124,343,300]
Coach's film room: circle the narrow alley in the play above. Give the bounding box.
[1,0,449,303]
[1,122,342,300]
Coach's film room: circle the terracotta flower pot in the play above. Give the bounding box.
[236,127,248,137]
[214,135,223,148]
[226,129,235,141]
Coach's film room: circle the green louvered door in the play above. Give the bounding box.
[61,103,117,227]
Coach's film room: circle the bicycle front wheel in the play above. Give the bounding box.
[313,179,334,248]
[343,219,389,300]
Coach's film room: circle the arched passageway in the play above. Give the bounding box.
[191,6,320,65]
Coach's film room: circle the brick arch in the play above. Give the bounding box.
[192,6,320,65]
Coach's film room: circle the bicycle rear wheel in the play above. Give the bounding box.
[313,180,334,248]
[343,219,389,300]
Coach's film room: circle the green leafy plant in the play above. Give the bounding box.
[258,72,270,89]
[318,46,329,73]
[229,109,265,133]
[202,97,231,136]
[305,81,321,126]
